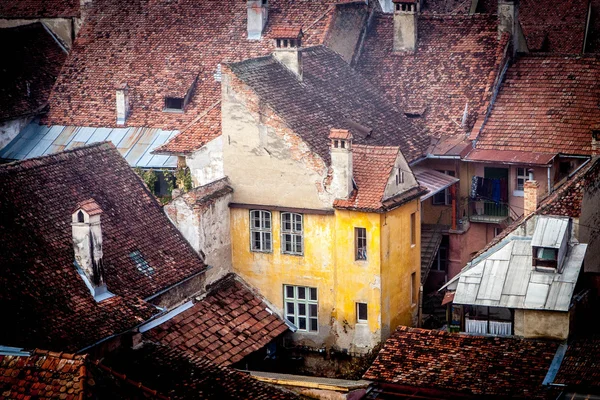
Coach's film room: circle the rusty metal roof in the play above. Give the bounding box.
[413,167,459,201]
[464,148,557,166]
[0,122,178,168]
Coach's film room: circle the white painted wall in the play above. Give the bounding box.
[186,135,225,188]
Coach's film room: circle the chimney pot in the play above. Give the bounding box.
[329,129,353,199]
[393,0,418,52]
[272,27,303,80]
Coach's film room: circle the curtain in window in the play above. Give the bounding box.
[489,321,512,336]
[465,318,487,334]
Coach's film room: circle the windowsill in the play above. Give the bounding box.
[163,108,185,114]
[251,249,272,254]
[281,252,304,257]
[513,190,524,197]
[356,321,368,325]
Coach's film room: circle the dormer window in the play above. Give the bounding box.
[533,247,558,269]
[164,97,184,111]
[77,210,85,223]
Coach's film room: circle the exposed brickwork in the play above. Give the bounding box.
[97,343,300,399]
[228,46,429,164]
[0,0,79,18]
[0,23,66,121]
[145,274,288,367]
[0,350,86,399]
[364,326,558,399]
[524,180,540,217]
[356,13,504,139]
[0,142,207,351]
[476,55,600,156]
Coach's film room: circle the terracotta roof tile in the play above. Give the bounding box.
[0,350,86,399]
[476,55,600,156]
[364,326,559,398]
[0,143,206,351]
[145,274,288,366]
[0,23,67,122]
[43,0,357,134]
[96,343,300,399]
[228,46,429,164]
[554,336,600,388]
[356,13,505,139]
[0,0,79,18]
[271,26,303,39]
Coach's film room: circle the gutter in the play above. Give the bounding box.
[542,341,569,386]
[138,300,194,333]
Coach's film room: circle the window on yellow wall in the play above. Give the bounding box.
[250,210,272,252]
[356,302,368,323]
[284,285,318,332]
[355,227,367,260]
[410,212,416,246]
[411,272,418,305]
[281,212,303,255]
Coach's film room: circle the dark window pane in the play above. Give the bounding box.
[287,316,295,324]
[286,286,294,298]
[357,303,368,321]
[298,287,306,299]
[286,302,295,314]
[299,317,307,330]
[309,288,317,301]
[264,232,271,250]
[310,318,318,332]
[298,303,306,316]
[309,304,317,317]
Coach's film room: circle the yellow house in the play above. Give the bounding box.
[222,42,429,351]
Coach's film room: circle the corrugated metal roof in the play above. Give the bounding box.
[413,167,459,201]
[531,215,569,248]
[0,123,179,169]
[453,216,587,312]
[464,149,556,166]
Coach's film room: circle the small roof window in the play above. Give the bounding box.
[130,250,155,276]
[164,97,184,112]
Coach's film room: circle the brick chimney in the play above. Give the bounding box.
[72,199,108,299]
[115,83,130,126]
[393,0,418,52]
[272,27,303,80]
[523,174,539,217]
[247,0,268,40]
[329,129,353,199]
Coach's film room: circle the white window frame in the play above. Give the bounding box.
[432,170,456,205]
[515,167,529,192]
[355,227,367,261]
[356,302,368,323]
[281,212,303,255]
[284,285,318,332]
[250,210,272,252]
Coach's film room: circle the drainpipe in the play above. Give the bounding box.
[418,285,424,327]
[547,166,552,194]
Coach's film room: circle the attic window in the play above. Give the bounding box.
[130,250,155,276]
[396,170,404,185]
[164,97,184,111]
[77,210,85,223]
[533,247,557,269]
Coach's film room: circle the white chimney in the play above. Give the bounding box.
[393,0,418,52]
[247,0,268,40]
[329,129,353,199]
[272,27,303,80]
[115,83,130,126]
[498,0,521,53]
[72,199,109,299]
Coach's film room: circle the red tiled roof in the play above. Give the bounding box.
[554,336,600,388]
[476,55,600,156]
[271,26,303,39]
[43,0,359,133]
[464,148,557,165]
[77,198,103,216]
[0,23,67,122]
[334,145,407,211]
[228,46,429,164]
[0,142,207,351]
[364,326,559,399]
[329,128,352,140]
[145,274,289,367]
[0,350,86,399]
[356,13,505,139]
[0,0,79,18]
[96,343,300,399]
[519,0,588,53]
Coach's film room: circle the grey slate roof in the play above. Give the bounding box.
[227,46,430,164]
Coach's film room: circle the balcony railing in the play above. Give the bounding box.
[468,200,510,224]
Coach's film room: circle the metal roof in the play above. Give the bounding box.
[413,167,460,201]
[532,215,570,249]
[0,122,179,169]
[453,217,587,312]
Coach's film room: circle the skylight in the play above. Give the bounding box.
[130,250,155,276]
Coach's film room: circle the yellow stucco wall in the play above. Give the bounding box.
[514,309,570,340]
[231,202,419,350]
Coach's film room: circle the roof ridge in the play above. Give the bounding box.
[0,141,115,172]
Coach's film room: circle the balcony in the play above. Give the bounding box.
[468,200,510,224]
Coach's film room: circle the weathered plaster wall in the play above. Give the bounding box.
[0,117,32,151]
[380,199,421,337]
[514,309,570,340]
[186,136,225,187]
[383,152,419,200]
[222,70,333,210]
[417,159,460,226]
[231,208,337,347]
[0,18,73,48]
[164,185,233,286]
[325,4,370,63]
[448,222,499,279]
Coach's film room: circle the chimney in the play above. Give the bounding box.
[498,0,520,52]
[247,0,268,40]
[72,199,108,299]
[115,83,130,126]
[329,129,353,199]
[592,125,600,157]
[523,176,539,217]
[393,0,418,52]
[272,27,303,80]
